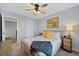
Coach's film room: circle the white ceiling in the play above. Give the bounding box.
[1,3,79,19]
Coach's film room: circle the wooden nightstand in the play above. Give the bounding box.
[62,36,72,52]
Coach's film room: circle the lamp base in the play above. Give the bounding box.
[67,33,71,38]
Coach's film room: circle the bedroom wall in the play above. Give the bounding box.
[26,19,34,38]
[33,20,40,36]
[38,5,79,51]
[2,11,37,42]
[17,17,35,41]
[17,17,26,42]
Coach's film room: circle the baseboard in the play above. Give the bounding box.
[72,48,79,52]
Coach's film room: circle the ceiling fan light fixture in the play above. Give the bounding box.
[37,11,40,13]
[33,10,36,12]
[34,11,38,15]
[33,10,40,14]
[26,3,48,15]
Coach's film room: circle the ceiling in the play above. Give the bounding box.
[1,3,79,19]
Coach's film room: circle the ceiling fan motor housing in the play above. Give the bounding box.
[35,4,39,11]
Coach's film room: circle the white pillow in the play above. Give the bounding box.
[32,52,46,56]
[36,52,46,56]
[52,32,60,40]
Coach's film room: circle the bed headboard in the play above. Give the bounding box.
[44,29,61,33]
[44,29,64,40]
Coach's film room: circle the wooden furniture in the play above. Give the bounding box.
[62,36,72,52]
[5,37,17,43]
[21,41,32,56]
[12,42,22,56]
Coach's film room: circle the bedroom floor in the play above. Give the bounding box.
[0,40,79,56]
[55,49,79,56]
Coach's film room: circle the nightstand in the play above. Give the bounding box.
[62,36,72,52]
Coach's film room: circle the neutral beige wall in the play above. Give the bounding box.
[38,5,79,51]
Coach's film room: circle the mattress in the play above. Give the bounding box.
[24,36,52,48]
[33,38,61,56]
[23,35,61,56]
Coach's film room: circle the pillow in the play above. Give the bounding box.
[42,31,53,38]
[32,52,46,56]
[52,32,60,40]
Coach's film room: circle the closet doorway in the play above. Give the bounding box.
[5,16,17,43]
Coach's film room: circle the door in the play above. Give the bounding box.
[0,14,2,42]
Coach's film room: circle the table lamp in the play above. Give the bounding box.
[65,25,73,37]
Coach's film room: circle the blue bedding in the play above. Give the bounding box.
[31,41,52,56]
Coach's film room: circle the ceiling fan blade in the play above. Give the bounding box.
[40,4,48,8]
[30,3,35,6]
[39,10,46,14]
[25,8,35,11]
[41,12,46,14]
[30,3,35,10]
[39,7,45,11]
[25,9,31,10]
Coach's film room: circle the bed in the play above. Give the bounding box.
[23,32,62,56]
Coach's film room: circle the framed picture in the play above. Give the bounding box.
[47,17,59,29]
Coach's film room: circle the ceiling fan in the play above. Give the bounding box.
[25,3,48,15]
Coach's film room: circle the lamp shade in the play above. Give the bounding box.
[65,26,73,32]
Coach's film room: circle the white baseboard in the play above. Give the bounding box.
[72,48,79,52]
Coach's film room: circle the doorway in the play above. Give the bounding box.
[4,17,17,42]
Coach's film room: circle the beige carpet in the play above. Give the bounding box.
[55,49,79,56]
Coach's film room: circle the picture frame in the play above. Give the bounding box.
[47,17,59,29]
